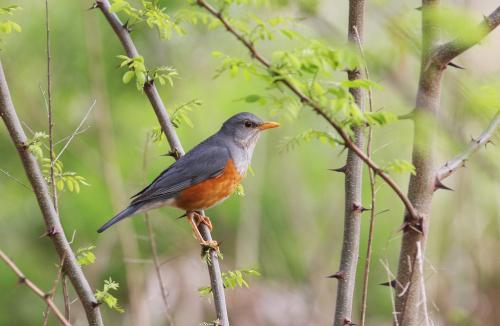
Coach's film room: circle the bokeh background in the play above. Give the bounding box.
[0,0,499,325]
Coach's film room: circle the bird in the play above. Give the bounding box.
[97,112,279,246]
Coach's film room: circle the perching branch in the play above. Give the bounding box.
[0,249,71,326]
[432,6,500,67]
[195,0,419,221]
[94,1,228,324]
[0,59,104,326]
[333,1,365,325]
[436,112,499,182]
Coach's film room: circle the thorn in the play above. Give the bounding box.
[91,301,101,309]
[415,6,422,11]
[18,276,26,284]
[343,317,357,326]
[462,159,467,168]
[434,178,453,192]
[162,149,179,159]
[44,293,51,300]
[329,165,347,173]
[380,279,397,289]
[352,203,362,213]
[447,62,465,69]
[361,206,371,213]
[40,226,58,238]
[327,271,346,281]
[122,20,132,33]
[88,3,99,10]
[485,139,494,148]
[398,216,424,235]
[176,213,187,219]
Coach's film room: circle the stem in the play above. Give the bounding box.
[352,24,376,326]
[42,254,66,326]
[0,60,103,326]
[334,1,366,325]
[95,1,228,323]
[0,249,71,326]
[45,0,58,213]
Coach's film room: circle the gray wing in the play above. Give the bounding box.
[130,138,230,206]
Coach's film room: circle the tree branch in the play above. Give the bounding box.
[436,112,499,181]
[334,1,365,325]
[0,59,103,326]
[432,6,500,67]
[195,0,419,222]
[0,249,71,326]
[94,1,228,324]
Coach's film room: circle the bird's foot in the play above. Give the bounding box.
[201,239,220,251]
[192,211,213,231]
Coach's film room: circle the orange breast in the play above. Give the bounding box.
[173,159,242,211]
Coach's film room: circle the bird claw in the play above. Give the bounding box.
[201,239,220,251]
[193,212,213,231]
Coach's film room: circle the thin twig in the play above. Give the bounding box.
[0,168,31,190]
[142,135,174,325]
[54,100,96,162]
[436,112,499,181]
[380,259,399,326]
[196,0,419,222]
[94,1,228,323]
[416,242,430,326]
[42,254,66,326]
[62,275,70,320]
[0,249,71,326]
[353,23,376,326]
[45,0,58,213]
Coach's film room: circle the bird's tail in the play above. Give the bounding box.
[97,205,140,233]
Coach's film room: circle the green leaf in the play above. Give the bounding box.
[244,94,261,103]
[384,159,416,175]
[122,70,134,84]
[340,79,382,90]
[95,278,124,313]
[77,245,96,266]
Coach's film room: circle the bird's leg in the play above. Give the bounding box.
[187,212,207,244]
[193,211,213,231]
[186,212,218,250]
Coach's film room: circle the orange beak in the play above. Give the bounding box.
[258,121,280,130]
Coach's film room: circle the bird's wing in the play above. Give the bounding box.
[130,140,230,206]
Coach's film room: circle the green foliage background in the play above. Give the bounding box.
[0,0,499,325]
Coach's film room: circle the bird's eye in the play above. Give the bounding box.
[244,120,253,128]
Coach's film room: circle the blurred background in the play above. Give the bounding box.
[0,0,499,325]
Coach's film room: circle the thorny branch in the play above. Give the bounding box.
[333,1,366,325]
[432,6,500,67]
[196,0,419,220]
[0,249,71,326]
[436,112,499,183]
[94,0,228,324]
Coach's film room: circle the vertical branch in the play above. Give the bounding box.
[352,25,376,326]
[0,60,104,326]
[45,0,57,211]
[333,1,365,325]
[394,1,442,324]
[94,1,228,324]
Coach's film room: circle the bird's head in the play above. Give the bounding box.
[220,112,279,148]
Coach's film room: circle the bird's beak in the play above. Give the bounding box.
[258,121,280,130]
